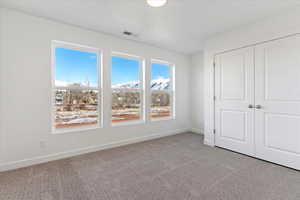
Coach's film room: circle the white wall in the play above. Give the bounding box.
[190,52,204,134]
[0,8,192,171]
[202,6,300,146]
[0,8,4,164]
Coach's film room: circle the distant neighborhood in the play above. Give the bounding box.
[55,78,171,128]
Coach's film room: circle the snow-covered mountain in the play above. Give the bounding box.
[112,78,170,90]
[55,80,95,88]
[112,81,140,89]
[56,78,170,90]
[150,78,170,90]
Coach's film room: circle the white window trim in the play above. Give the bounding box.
[111,119,145,127]
[111,52,145,126]
[51,40,103,134]
[150,59,176,122]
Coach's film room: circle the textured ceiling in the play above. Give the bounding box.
[1,0,300,54]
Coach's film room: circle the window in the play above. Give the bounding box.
[151,60,175,120]
[111,53,144,124]
[52,41,101,132]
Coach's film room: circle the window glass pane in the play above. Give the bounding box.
[55,89,99,128]
[55,47,98,88]
[111,56,140,89]
[111,56,141,123]
[151,63,170,90]
[151,92,171,118]
[112,90,140,122]
[151,62,172,119]
[53,45,100,131]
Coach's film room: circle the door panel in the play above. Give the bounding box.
[264,41,300,101]
[220,53,246,100]
[215,47,255,156]
[265,113,300,154]
[220,110,247,142]
[255,35,300,170]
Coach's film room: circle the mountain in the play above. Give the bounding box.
[112,81,140,89]
[150,78,170,90]
[55,80,94,88]
[55,78,170,90]
[112,78,170,90]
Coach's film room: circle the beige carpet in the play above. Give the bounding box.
[1,132,300,200]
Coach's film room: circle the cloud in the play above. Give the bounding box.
[89,55,97,59]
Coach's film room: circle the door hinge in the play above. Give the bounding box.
[213,129,216,134]
[213,62,216,68]
[214,96,216,101]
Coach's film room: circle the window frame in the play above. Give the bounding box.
[111,52,145,126]
[150,59,176,121]
[51,40,103,134]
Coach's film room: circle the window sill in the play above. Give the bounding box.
[151,116,175,122]
[52,124,102,135]
[111,120,145,127]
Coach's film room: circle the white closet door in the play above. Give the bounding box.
[215,47,255,156]
[255,35,300,170]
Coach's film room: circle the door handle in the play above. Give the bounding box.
[255,105,262,109]
[248,104,254,109]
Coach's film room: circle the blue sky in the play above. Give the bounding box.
[111,56,139,85]
[151,63,170,80]
[111,58,170,85]
[55,48,170,87]
[55,48,98,87]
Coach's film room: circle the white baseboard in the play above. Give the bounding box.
[204,134,215,147]
[190,128,203,135]
[204,139,214,147]
[0,128,189,172]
